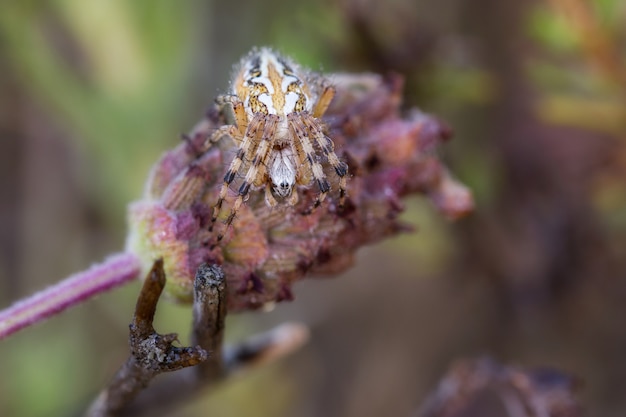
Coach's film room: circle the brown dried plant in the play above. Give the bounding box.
[0,67,473,416]
[126,72,473,309]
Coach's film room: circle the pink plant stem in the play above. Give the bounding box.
[0,252,142,340]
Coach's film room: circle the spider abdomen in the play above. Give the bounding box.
[269,147,297,198]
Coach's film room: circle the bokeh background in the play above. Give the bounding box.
[1,0,626,416]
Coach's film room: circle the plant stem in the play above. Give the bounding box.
[0,252,141,340]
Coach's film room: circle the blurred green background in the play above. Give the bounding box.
[1,0,626,416]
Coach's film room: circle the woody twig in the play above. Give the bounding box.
[87,260,309,417]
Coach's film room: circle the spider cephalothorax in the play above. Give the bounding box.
[209,47,348,239]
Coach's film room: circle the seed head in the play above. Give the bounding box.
[126,73,473,310]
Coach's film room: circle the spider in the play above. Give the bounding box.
[208,47,348,240]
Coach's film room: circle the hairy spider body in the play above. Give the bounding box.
[209,47,348,239]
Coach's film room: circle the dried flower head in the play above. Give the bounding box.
[126,68,473,310]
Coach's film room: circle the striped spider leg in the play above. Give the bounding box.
[288,111,348,212]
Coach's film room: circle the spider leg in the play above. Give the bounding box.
[216,94,248,136]
[288,113,331,213]
[287,185,299,206]
[302,114,348,207]
[291,136,312,187]
[206,125,240,151]
[264,182,278,207]
[208,96,248,149]
[219,114,279,240]
[279,141,303,207]
[312,85,335,118]
[210,114,265,230]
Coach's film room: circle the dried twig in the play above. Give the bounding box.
[87,260,207,417]
[191,263,227,379]
[88,260,310,417]
[224,322,310,373]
